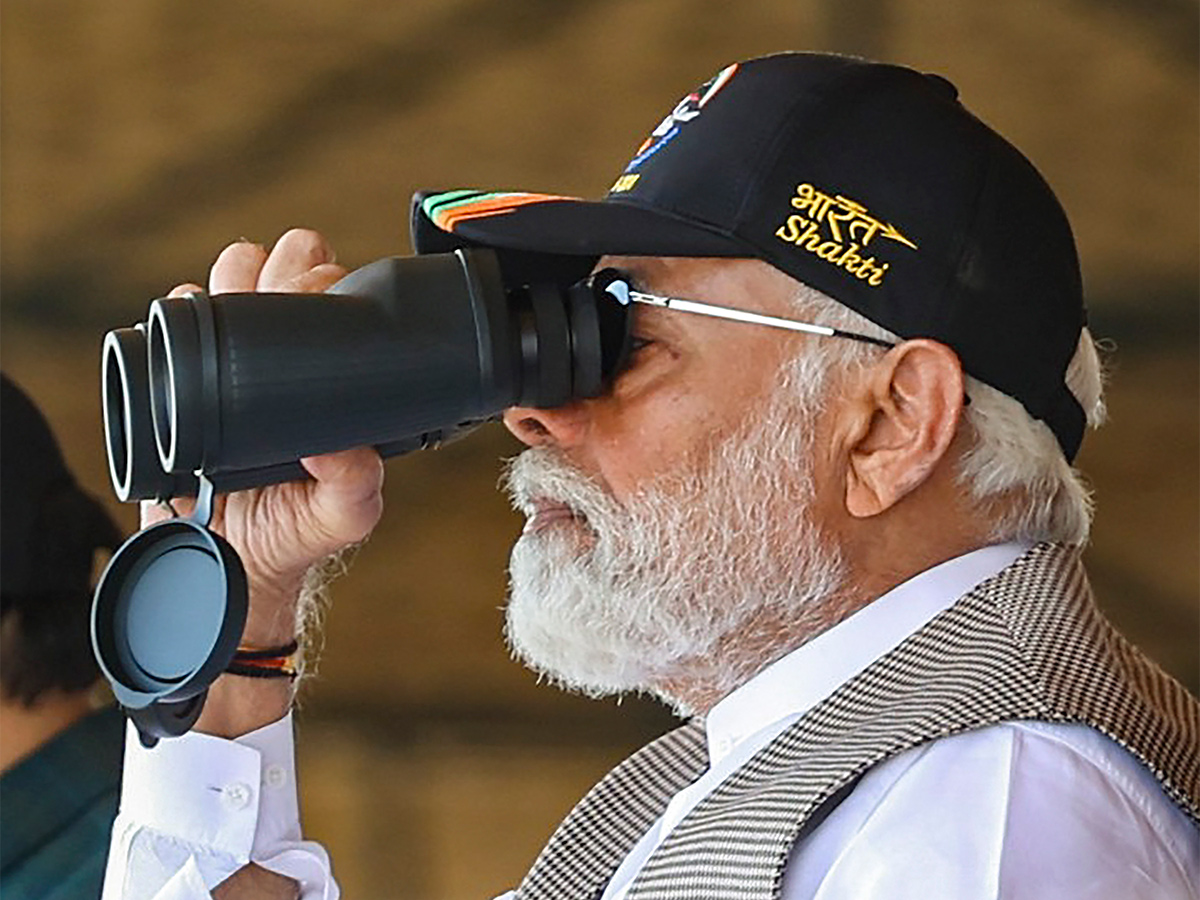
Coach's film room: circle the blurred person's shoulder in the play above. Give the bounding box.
[0,706,123,899]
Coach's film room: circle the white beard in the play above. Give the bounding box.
[503,358,847,714]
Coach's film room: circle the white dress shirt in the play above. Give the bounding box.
[105,544,1198,899]
[102,713,335,900]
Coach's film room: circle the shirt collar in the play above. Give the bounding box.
[704,543,1030,766]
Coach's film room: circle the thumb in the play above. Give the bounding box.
[300,446,385,548]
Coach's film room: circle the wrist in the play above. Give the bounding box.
[241,577,304,647]
[200,580,304,739]
[195,672,294,738]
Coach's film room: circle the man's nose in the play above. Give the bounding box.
[502,401,590,448]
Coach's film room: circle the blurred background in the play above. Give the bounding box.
[1,1,1196,897]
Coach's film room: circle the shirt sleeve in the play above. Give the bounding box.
[780,722,1199,900]
[101,712,337,900]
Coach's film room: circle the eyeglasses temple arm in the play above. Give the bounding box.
[627,291,894,348]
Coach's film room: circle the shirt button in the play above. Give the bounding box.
[223,782,254,810]
[264,765,288,790]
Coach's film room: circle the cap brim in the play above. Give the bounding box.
[412,190,754,284]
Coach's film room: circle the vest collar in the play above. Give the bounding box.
[704,542,1030,767]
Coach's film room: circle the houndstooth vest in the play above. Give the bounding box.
[514,543,1200,900]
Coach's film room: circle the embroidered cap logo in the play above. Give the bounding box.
[774,183,918,287]
[611,63,740,191]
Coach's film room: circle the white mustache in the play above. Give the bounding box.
[503,448,622,534]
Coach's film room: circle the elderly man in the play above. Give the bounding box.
[103,53,1198,899]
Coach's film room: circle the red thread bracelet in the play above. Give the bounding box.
[226,639,299,679]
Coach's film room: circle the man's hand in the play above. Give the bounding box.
[144,228,385,737]
[212,864,299,900]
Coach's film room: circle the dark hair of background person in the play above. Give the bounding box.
[0,374,122,706]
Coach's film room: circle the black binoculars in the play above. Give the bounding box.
[101,247,632,502]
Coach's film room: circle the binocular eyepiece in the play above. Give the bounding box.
[102,248,631,501]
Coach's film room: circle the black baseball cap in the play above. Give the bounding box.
[410,52,1087,459]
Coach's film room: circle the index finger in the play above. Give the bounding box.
[210,241,269,295]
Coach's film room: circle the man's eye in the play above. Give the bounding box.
[629,336,655,353]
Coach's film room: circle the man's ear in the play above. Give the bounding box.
[837,339,966,518]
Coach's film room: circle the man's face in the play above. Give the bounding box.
[501,257,847,711]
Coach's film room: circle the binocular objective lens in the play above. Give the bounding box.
[102,335,132,496]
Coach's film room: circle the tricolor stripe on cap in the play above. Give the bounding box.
[422,190,579,232]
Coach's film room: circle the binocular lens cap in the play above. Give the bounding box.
[92,519,247,711]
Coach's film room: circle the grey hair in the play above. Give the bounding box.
[788,283,1106,546]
